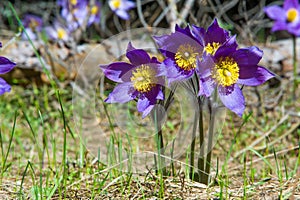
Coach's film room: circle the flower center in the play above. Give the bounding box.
[111,0,121,9]
[212,57,239,87]
[57,28,66,40]
[91,5,98,15]
[287,8,298,22]
[174,44,198,71]
[131,65,157,93]
[204,42,221,55]
[29,19,39,30]
[70,0,77,6]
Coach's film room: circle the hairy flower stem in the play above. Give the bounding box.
[189,106,199,180]
[154,99,166,175]
[157,127,166,175]
[203,90,218,184]
[198,104,205,183]
[292,35,298,100]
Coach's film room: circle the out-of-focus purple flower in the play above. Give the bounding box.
[44,22,70,42]
[153,25,203,85]
[21,14,43,40]
[0,42,16,95]
[100,42,164,118]
[264,0,300,36]
[59,0,101,31]
[192,19,236,56]
[87,1,101,25]
[108,0,135,20]
[197,40,275,116]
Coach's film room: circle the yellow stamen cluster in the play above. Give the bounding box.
[204,42,221,55]
[131,65,157,93]
[212,57,239,87]
[174,44,198,71]
[57,28,66,40]
[91,5,98,15]
[70,0,77,5]
[111,0,121,9]
[29,19,39,30]
[287,8,298,22]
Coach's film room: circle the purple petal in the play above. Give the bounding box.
[137,97,150,112]
[218,84,245,117]
[122,0,135,9]
[264,6,286,21]
[153,30,202,58]
[137,97,154,118]
[214,36,238,58]
[105,82,136,103]
[191,25,206,46]
[0,57,16,74]
[126,42,151,66]
[206,18,230,44]
[284,0,299,10]
[234,46,263,65]
[100,62,133,83]
[272,21,288,32]
[137,85,164,118]
[0,77,11,95]
[198,77,215,97]
[197,55,213,77]
[175,25,196,40]
[160,58,194,85]
[22,28,38,40]
[116,9,130,20]
[287,21,300,36]
[145,85,164,102]
[232,46,262,79]
[237,66,275,86]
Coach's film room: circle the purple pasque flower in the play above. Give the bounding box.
[153,25,203,85]
[45,22,70,42]
[192,18,236,56]
[108,0,135,20]
[197,39,275,116]
[21,14,43,40]
[100,42,164,118]
[87,1,101,25]
[264,0,300,36]
[0,43,16,95]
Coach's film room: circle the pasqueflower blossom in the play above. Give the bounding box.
[108,0,135,20]
[192,19,236,56]
[0,43,16,95]
[197,39,275,116]
[154,25,203,84]
[45,22,70,42]
[21,14,43,40]
[100,42,164,118]
[264,0,300,35]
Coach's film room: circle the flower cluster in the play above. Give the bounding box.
[58,0,101,31]
[0,43,16,95]
[21,1,101,42]
[101,19,274,117]
[264,0,300,36]
[21,0,135,42]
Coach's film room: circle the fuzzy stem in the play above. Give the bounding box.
[189,107,199,179]
[292,35,298,100]
[197,100,205,183]
[154,105,167,175]
[203,91,217,184]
